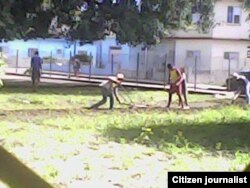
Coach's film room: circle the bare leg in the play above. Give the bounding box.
[183,82,188,106]
[167,92,172,108]
[177,84,184,108]
[177,92,184,109]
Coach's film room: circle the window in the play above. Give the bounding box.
[56,49,63,55]
[28,48,38,57]
[227,6,241,24]
[187,51,200,58]
[78,50,87,55]
[224,52,239,60]
[247,46,250,58]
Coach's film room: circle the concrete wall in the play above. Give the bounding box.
[173,39,213,83]
[210,40,250,84]
[172,0,250,40]
[91,36,133,76]
[174,39,212,69]
[212,0,250,39]
[172,29,212,38]
[171,38,250,84]
[2,39,97,69]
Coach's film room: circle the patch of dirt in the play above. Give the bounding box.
[1,98,231,121]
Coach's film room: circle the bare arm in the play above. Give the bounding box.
[175,68,183,86]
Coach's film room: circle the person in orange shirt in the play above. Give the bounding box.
[166,64,184,109]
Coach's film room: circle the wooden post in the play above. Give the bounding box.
[194,55,197,90]
[228,57,231,91]
[16,50,18,74]
[111,54,114,75]
[89,52,92,80]
[49,51,52,77]
[68,51,71,79]
[164,54,167,85]
[136,52,140,82]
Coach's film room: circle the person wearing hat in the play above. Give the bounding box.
[89,73,125,110]
[232,72,250,104]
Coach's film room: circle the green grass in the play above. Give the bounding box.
[0,82,250,187]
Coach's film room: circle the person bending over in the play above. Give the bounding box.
[166,64,184,109]
[89,73,125,110]
[232,72,250,105]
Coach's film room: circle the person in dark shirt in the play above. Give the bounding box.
[31,51,43,90]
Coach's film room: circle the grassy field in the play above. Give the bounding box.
[0,79,250,188]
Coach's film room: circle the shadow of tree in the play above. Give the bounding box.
[105,121,250,153]
[0,146,53,188]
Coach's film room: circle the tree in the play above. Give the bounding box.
[0,0,215,45]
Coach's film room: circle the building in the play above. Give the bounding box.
[0,36,168,81]
[166,0,250,84]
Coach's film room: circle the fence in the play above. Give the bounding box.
[4,49,250,86]
[4,49,170,84]
[185,56,250,87]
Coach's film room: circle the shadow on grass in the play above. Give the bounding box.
[105,121,250,152]
[0,146,53,188]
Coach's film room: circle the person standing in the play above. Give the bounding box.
[89,73,125,110]
[73,58,81,76]
[166,64,184,109]
[31,51,43,90]
[178,67,189,109]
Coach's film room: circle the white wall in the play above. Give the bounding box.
[213,0,250,39]
[4,39,67,57]
[171,0,250,40]
[172,29,212,38]
[3,38,97,69]
[4,38,96,58]
[211,40,249,70]
[92,36,131,75]
[209,40,250,83]
[174,40,212,69]
[173,39,250,84]
[174,39,213,83]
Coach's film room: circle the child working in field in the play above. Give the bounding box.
[178,67,189,109]
[89,73,125,110]
[73,58,81,76]
[166,64,184,109]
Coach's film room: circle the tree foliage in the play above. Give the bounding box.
[0,0,216,45]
